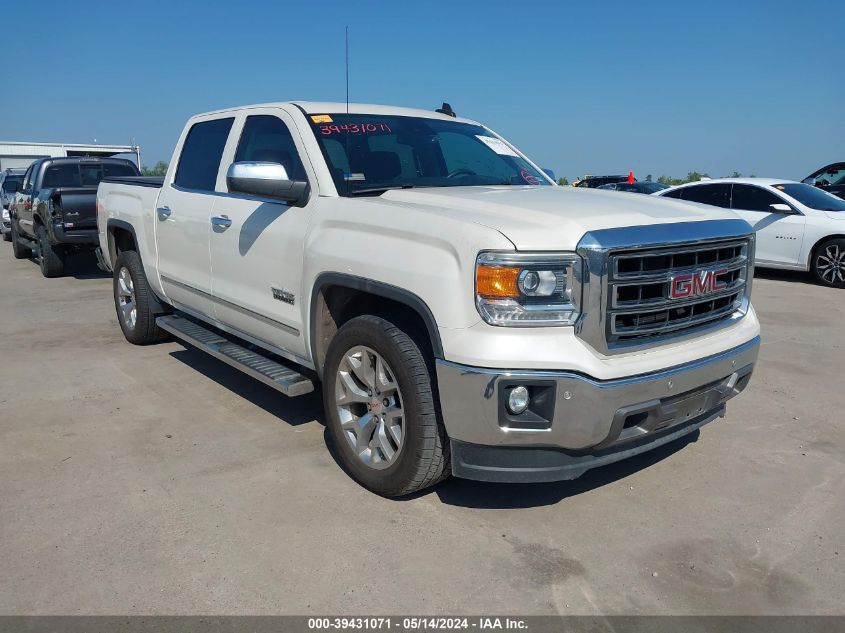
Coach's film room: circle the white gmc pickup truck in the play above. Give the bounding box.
[96,101,761,496]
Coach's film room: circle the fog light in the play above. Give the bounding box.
[507,385,530,415]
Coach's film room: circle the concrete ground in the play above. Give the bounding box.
[0,245,842,615]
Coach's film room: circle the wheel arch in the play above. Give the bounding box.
[106,219,139,268]
[808,233,845,270]
[309,272,443,379]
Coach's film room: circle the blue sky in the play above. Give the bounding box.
[2,0,842,181]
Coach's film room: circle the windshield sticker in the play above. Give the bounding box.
[311,114,333,123]
[475,135,519,157]
[520,169,540,185]
[343,173,366,181]
[319,122,393,135]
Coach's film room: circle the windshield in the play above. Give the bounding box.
[2,176,22,193]
[811,164,845,186]
[638,182,669,193]
[774,183,845,211]
[307,114,550,196]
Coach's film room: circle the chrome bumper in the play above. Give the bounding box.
[435,336,759,482]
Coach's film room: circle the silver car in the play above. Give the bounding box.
[1,168,26,241]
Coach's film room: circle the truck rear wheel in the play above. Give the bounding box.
[323,315,450,496]
[10,221,31,259]
[113,251,168,345]
[36,224,65,277]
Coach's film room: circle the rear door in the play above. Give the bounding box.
[729,184,804,266]
[154,116,235,318]
[208,109,314,360]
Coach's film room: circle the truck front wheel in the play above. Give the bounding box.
[10,221,31,259]
[323,315,451,496]
[113,251,168,345]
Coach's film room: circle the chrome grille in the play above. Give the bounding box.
[607,239,751,343]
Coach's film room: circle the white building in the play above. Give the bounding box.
[0,141,140,171]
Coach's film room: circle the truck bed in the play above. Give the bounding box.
[101,176,164,188]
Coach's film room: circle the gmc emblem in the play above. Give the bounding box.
[670,269,728,299]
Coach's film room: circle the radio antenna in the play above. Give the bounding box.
[345,25,350,196]
[345,26,350,115]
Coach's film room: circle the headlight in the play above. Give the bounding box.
[475,251,581,326]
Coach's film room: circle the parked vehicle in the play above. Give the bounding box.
[657,178,845,287]
[803,162,845,200]
[573,174,627,188]
[9,157,139,276]
[598,181,669,194]
[1,168,26,242]
[97,102,760,496]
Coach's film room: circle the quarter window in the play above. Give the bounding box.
[234,115,307,182]
[174,118,235,192]
[730,184,786,212]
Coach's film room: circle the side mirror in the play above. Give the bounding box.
[801,177,816,185]
[769,203,795,214]
[542,168,556,182]
[226,162,309,205]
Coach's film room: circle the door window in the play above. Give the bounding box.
[234,115,307,182]
[22,164,35,192]
[174,117,235,191]
[679,183,732,208]
[730,184,785,212]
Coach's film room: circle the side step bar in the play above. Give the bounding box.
[156,314,315,397]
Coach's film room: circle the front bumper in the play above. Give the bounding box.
[436,336,759,482]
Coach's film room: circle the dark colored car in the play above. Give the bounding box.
[9,157,140,276]
[598,181,669,194]
[574,174,627,188]
[803,162,845,200]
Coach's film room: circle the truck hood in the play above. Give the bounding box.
[378,185,742,250]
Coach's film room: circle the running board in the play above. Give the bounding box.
[156,314,314,397]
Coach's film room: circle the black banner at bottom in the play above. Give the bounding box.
[0,617,841,633]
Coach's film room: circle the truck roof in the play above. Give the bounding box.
[193,101,481,126]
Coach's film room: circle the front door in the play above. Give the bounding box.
[154,116,235,317]
[730,184,805,266]
[209,111,313,361]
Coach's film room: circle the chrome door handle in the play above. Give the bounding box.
[211,215,232,230]
[156,206,171,220]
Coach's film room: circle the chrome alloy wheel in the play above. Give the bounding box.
[817,243,845,284]
[335,345,405,470]
[117,267,137,329]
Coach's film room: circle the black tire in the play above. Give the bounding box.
[812,238,845,288]
[10,220,31,259]
[36,223,65,277]
[323,315,450,496]
[113,250,169,345]
[2,228,10,242]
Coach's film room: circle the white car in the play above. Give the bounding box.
[656,178,845,287]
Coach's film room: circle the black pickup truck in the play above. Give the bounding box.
[9,157,140,277]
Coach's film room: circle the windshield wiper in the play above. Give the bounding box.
[349,184,416,196]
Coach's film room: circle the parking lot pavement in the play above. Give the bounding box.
[0,247,842,616]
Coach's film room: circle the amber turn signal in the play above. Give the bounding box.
[476,265,520,298]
